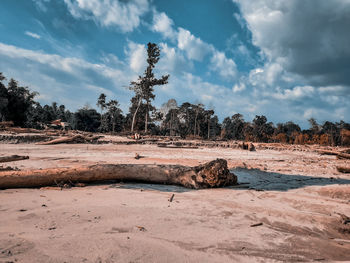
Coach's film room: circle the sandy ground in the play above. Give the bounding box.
[0,140,350,262]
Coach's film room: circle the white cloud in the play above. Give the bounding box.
[233,0,350,88]
[232,82,246,93]
[152,11,176,41]
[158,43,191,74]
[0,42,132,110]
[125,42,147,74]
[25,31,41,39]
[32,0,50,12]
[177,28,213,61]
[63,0,150,32]
[210,50,237,80]
[272,86,315,100]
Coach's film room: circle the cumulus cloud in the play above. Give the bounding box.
[25,31,41,39]
[63,0,150,32]
[0,42,132,110]
[233,0,350,89]
[158,43,191,74]
[152,11,176,41]
[177,28,213,61]
[125,42,147,74]
[272,86,315,100]
[210,50,237,80]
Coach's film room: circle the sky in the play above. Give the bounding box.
[0,0,349,128]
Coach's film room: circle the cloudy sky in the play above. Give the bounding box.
[0,0,349,127]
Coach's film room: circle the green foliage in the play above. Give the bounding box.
[0,75,37,126]
[72,107,101,132]
[129,42,169,132]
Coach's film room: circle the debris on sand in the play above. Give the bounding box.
[38,134,102,145]
[250,222,263,227]
[169,193,175,202]
[0,155,29,163]
[336,166,350,173]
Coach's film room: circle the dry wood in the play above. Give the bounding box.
[0,159,237,189]
[157,144,199,149]
[336,152,350,160]
[250,222,263,227]
[336,166,350,173]
[0,155,29,163]
[38,134,102,145]
[319,150,339,156]
[340,148,350,154]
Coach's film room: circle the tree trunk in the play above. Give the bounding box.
[336,166,350,173]
[0,155,29,163]
[0,159,237,189]
[208,117,210,140]
[131,98,142,133]
[112,114,115,134]
[37,134,101,145]
[144,103,149,133]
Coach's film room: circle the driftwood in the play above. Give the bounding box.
[336,166,350,173]
[157,144,199,149]
[0,155,29,163]
[38,134,102,145]
[319,150,350,160]
[336,152,350,160]
[319,150,339,156]
[0,159,237,189]
[340,148,350,154]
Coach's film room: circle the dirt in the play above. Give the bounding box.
[0,133,350,262]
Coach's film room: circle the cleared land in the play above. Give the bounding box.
[0,133,350,262]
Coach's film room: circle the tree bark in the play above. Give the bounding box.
[131,98,142,133]
[0,155,29,163]
[336,166,350,173]
[0,159,237,189]
[337,152,350,160]
[37,134,101,145]
[144,103,149,133]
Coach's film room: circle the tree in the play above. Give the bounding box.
[0,73,8,121]
[5,78,37,126]
[72,106,101,132]
[252,115,274,142]
[106,99,123,133]
[129,42,169,133]
[97,93,107,131]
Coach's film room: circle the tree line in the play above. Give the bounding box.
[0,43,349,146]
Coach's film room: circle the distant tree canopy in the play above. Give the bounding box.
[1,40,350,149]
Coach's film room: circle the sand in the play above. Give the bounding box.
[0,140,350,262]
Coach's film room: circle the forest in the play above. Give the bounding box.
[1,43,349,146]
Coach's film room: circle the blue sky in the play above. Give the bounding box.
[0,0,349,128]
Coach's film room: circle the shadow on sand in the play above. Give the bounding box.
[231,167,350,191]
[108,167,350,193]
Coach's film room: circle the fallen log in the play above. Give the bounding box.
[0,159,237,189]
[340,148,350,154]
[319,150,340,156]
[336,166,350,173]
[0,155,29,163]
[336,152,350,160]
[38,134,102,145]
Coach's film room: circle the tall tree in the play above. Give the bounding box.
[97,93,107,131]
[129,42,169,133]
[0,73,8,121]
[5,78,37,126]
